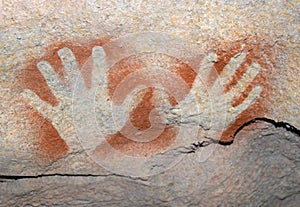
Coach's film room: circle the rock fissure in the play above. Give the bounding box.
[0,173,146,182]
[183,117,300,153]
[1,118,299,180]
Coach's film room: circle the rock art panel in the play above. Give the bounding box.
[1,1,299,206]
[17,32,276,176]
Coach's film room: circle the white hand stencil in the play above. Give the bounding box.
[21,46,141,145]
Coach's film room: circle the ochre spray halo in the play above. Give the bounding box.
[72,32,224,177]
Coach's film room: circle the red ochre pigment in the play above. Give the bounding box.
[211,37,274,142]
[17,36,274,161]
[18,38,110,161]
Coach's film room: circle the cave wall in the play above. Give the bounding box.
[0,1,299,206]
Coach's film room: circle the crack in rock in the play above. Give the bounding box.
[0,173,147,182]
[182,117,300,153]
[1,117,299,179]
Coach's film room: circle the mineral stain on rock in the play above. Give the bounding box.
[25,105,69,161]
[17,38,110,161]
[17,35,275,161]
[212,37,274,142]
[104,54,196,157]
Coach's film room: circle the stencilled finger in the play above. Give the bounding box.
[57,47,79,86]
[219,52,247,87]
[181,53,218,120]
[21,89,55,120]
[112,86,147,127]
[230,85,262,120]
[92,46,107,70]
[94,87,148,136]
[37,61,64,99]
[227,62,261,100]
[197,53,218,83]
[91,46,108,89]
[152,89,172,110]
[116,85,148,107]
[190,53,217,96]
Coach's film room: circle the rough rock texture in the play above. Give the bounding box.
[1,124,299,206]
[0,0,299,206]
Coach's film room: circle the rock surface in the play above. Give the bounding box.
[1,124,299,206]
[0,0,299,206]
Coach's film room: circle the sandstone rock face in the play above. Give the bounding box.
[0,0,299,206]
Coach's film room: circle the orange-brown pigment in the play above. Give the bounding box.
[211,37,274,142]
[17,36,274,161]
